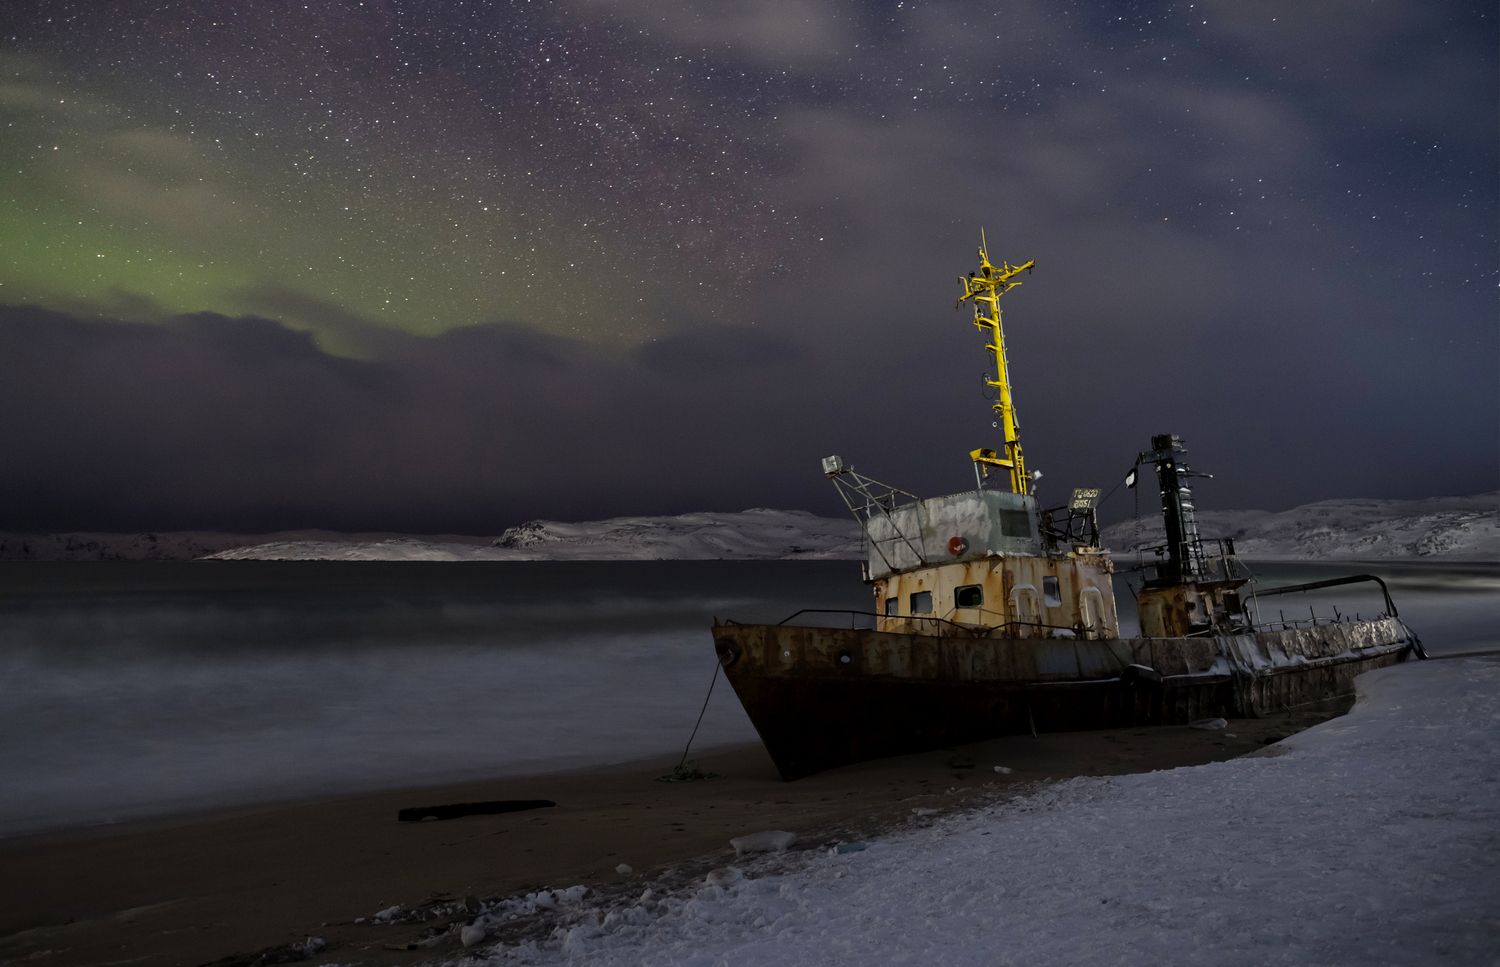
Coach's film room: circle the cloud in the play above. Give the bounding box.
[637,324,801,377]
[1200,1,1495,142]
[107,129,208,169]
[1,55,250,235]
[0,305,848,531]
[233,285,410,357]
[571,0,857,67]
[4,284,1493,535]
[77,165,244,231]
[0,78,72,112]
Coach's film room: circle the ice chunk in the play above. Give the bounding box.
[525,885,588,911]
[993,765,1013,774]
[460,923,488,947]
[912,807,939,817]
[705,866,744,886]
[1190,717,1229,731]
[372,904,402,922]
[616,863,634,874]
[730,830,797,855]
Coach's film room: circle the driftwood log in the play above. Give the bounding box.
[396,799,556,822]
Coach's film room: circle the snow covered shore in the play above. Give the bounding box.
[465,658,1499,965]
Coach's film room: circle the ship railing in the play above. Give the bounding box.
[1188,610,1381,635]
[1246,573,1400,616]
[1252,610,1392,632]
[769,609,968,634]
[946,604,1095,639]
[1242,573,1399,632]
[763,609,1081,639]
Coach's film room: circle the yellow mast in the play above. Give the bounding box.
[957,230,1034,495]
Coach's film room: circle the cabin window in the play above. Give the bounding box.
[884,596,898,616]
[1043,576,1062,608]
[1000,509,1031,538]
[954,585,983,609]
[910,590,933,614]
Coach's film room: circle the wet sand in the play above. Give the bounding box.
[0,710,1335,967]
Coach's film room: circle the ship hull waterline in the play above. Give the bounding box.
[711,616,1419,781]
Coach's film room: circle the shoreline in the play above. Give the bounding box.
[0,707,1341,967]
[0,742,761,845]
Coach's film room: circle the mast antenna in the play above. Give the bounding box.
[956,230,1035,495]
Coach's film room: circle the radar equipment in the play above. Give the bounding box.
[957,230,1035,496]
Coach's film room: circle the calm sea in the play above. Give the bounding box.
[1,559,1493,837]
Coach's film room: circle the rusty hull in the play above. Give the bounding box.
[711,616,1417,780]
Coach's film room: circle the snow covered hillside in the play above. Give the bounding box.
[21,491,1490,562]
[452,657,1500,966]
[205,510,862,562]
[1102,492,1498,561]
[489,509,861,560]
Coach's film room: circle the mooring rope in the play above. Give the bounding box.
[673,659,720,772]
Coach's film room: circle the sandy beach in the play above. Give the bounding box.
[0,707,1335,967]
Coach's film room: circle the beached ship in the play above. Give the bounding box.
[712,236,1425,780]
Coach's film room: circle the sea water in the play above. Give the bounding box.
[0,559,1492,837]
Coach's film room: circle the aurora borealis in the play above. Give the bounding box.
[3,3,800,344]
[1,1,1495,532]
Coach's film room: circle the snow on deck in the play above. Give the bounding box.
[471,658,1499,965]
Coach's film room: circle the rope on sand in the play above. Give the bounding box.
[659,661,722,782]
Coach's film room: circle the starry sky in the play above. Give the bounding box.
[1,0,1495,533]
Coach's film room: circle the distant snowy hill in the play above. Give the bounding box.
[8,492,1493,562]
[487,509,861,560]
[1102,492,1498,562]
[204,510,864,562]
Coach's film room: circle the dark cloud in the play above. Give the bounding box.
[2,285,1492,534]
[636,325,801,378]
[0,305,851,531]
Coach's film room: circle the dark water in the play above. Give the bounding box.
[0,559,1492,836]
[0,562,866,837]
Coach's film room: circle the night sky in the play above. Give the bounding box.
[2,1,1495,533]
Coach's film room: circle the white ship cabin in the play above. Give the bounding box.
[862,489,1119,640]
